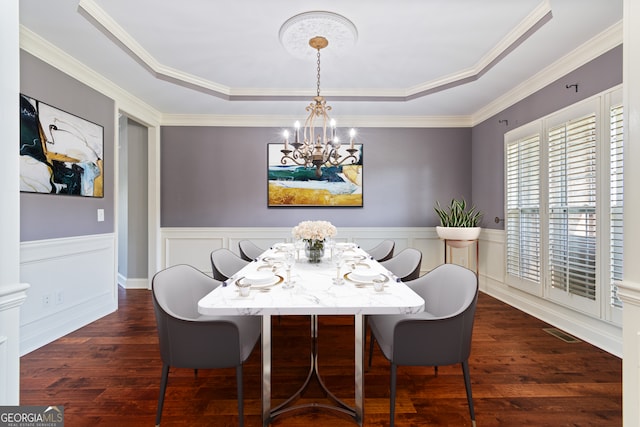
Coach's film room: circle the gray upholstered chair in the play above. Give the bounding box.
[368,263,479,427]
[210,248,250,281]
[380,247,422,281]
[152,264,260,427]
[366,239,395,262]
[238,240,265,262]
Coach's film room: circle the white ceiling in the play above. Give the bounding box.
[19,0,622,124]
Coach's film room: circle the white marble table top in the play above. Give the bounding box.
[198,244,425,316]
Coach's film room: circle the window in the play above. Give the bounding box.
[506,133,541,286]
[547,114,597,301]
[505,88,623,320]
[610,104,624,307]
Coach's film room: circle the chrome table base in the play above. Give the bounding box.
[262,314,365,426]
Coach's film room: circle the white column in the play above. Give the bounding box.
[0,0,30,405]
[619,0,640,425]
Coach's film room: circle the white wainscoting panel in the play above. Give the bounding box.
[161,227,443,276]
[160,226,621,356]
[0,282,29,404]
[478,229,622,357]
[19,233,117,355]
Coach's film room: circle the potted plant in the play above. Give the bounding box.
[433,198,482,247]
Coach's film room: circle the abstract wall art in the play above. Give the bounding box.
[267,143,363,207]
[20,94,104,197]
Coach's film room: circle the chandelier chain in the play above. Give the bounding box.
[316,49,321,97]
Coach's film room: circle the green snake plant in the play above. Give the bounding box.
[434,198,482,227]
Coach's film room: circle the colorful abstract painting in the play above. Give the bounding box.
[268,143,363,207]
[19,94,104,197]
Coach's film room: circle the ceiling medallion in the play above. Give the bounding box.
[279,11,358,60]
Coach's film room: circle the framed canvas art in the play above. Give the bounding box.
[20,94,104,197]
[267,143,363,207]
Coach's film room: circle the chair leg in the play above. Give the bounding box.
[155,363,170,426]
[368,330,375,368]
[236,364,244,427]
[461,361,476,426]
[390,363,397,427]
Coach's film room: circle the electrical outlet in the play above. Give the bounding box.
[97,209,105,222]
[458,256,467,266]
[55,291,64,305]
[42,294,51,307]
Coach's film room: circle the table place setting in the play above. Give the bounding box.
[198,223,424,427]
[203,243,421,314]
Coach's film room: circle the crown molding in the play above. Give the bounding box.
[78,0,550,103]
[19,25,162,126]
[20,10,622,130]
[407,0,552,98]
[160,114,472,128]
[471,20,623,126]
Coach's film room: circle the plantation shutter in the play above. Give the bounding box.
[610,104,624,307]
[506,134,540,283]
[547,114,597,300]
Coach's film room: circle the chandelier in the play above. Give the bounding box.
[280,34,358,178]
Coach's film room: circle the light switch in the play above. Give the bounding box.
[97,209,105,222]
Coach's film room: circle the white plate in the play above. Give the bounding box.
[344,254,367,262]
[245,271,276,285]
[236,275,284,288]
[273,243,294,252]
[262,255,285,264]
[345,272,389,284]
[336,243,357,250]
[350,268,380,282]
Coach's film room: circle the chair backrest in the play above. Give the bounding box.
[366,240,395,262]
[238,240,264,261]
[380,248,422,281]
[152,264,245,368]
[393,263,479,366]
[210,248,250,281]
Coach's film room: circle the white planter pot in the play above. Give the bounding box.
[436,226,481,248]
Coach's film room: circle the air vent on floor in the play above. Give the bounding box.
[543,328,581,343]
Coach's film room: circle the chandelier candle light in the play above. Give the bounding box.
[280,33,358,178]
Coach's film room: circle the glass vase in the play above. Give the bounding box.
[304,239,325,263]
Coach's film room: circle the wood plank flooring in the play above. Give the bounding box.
[20,287,621,426]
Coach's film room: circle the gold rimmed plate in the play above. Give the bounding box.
[344,272,390,285]
[258,263,282,271]
[235,275,284,289]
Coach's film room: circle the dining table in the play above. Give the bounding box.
[198,242,425,426]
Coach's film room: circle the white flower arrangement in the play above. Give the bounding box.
[292,220,337,241]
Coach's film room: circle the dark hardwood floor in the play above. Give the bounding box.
[20,287,621,426]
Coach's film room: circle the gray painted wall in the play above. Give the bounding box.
[20,51,115,241]
[117,115,128,273]
[471,45,623,229]
[19,44,620,239]
[126,119,148,278]
[160,126,472,228]
[117,117,148,280]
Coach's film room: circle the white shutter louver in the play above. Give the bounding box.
[506,134,540,283]
[548,114,597,300]
[610,105,624,307]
